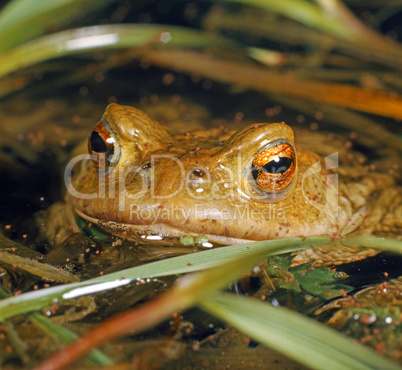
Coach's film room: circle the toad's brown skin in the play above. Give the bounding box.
[57,103,401,266]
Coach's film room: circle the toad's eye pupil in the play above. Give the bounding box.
[252,157,293,181]
[264,157,293,174]
[88,119,120,170]
[90,131,108,153]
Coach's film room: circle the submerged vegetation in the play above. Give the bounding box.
[0,0,401,368]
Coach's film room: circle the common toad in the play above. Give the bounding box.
[48,103,401,266]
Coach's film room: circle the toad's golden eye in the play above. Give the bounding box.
[88,119,120,170]
[251,140,296,193]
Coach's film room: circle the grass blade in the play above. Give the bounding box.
[200,292,400,370]
[29,312,113,366]
[1,235,400,321]
[215,0,402,69]
[0,24,234,79]
[1,236,400,321]
[0,0,117,52]
[0,237,329,320]
[35,235,401,369]
[35,236,325,369]
[216,0,359,40]
[141,48,402,119]
[342,235,402,253]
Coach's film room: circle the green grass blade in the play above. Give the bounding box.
[0,286,112,365]
[0,0,117,52]
[200,292,400,370]
[342,235,402,253]
[215,0,359,40]
[0,235,399,321]
[0,237,329,320]
[29,238,332,368]
[29,312,113,366]
[0,24,234,79]
[215,0,402,69]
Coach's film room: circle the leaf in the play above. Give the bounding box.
[322,284,354,300]
[291,265,340,296]
[75,214,111,242]
[268,254,293,272]
[267,255,352,299]
[281,281,301,293]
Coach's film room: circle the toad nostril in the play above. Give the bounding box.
[192,169,205,177]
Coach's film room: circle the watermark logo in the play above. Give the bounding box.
[301,152,339,218]
[64,151,339,220]
[128,203,289,224]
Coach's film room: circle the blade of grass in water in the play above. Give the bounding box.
[2,320,28,361]
[36,237,320,369]
[216,0,361,40]
[0,237,329,320]
[200,292,400,370]
[0,286,113,366]
[0,24,235,80]
[207,12,382,69]
[0,237,330,320]
[141,48,402,119]
[36,235,402,369]
[0,235,400,322]
[342,235,402,253]
[0,0,118,52]
[215,0,402,69]
[29,312,113,366]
